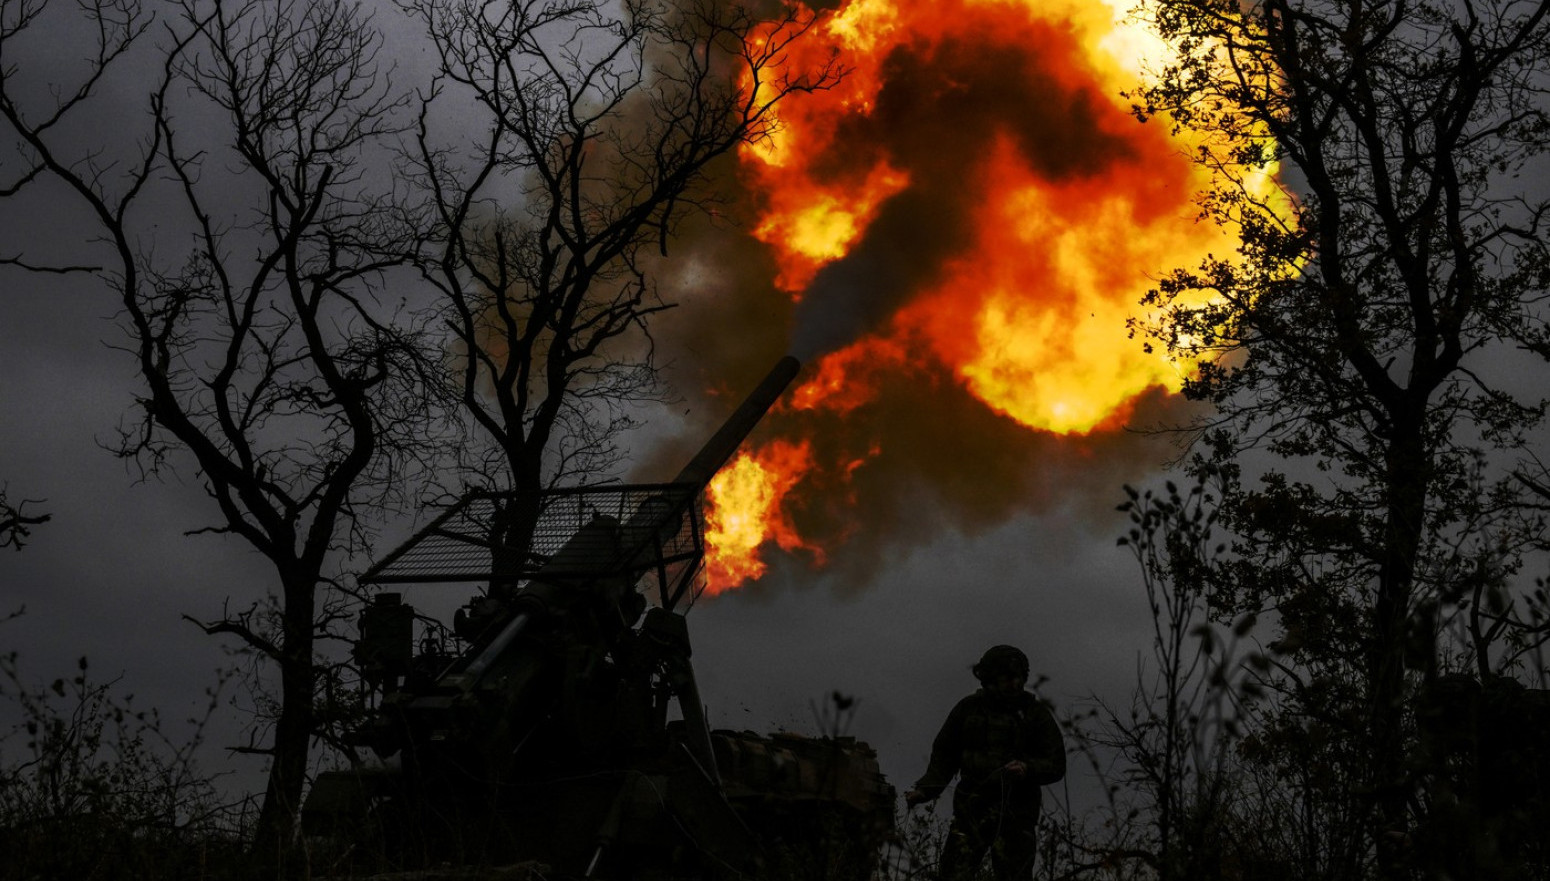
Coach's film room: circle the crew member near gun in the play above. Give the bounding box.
[904,645,1065,881]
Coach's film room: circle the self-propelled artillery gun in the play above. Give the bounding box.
[303,358,894,878]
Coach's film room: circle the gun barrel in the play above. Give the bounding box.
[672,356,801,488]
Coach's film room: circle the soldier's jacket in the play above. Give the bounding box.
[912,689,1065,803]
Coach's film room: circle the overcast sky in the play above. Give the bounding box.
[0,0,1212,823]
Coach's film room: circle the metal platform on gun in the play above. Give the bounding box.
[360,484,707,607]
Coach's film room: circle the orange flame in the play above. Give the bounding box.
[703,439,822,592]
[701,0,1282,591]
[788,337,907,414]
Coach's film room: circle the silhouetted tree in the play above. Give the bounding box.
[1132,0,1550,874]
[0,0,439,863]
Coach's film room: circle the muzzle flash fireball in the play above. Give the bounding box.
[702,0,1284,592]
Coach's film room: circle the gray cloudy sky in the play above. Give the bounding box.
[0,0,1193,820]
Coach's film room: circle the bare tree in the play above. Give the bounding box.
[1131,0,1550,873]
[0,0,440,861]
[402,0,844,547]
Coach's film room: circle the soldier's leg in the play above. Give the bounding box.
[938,808,994,881]
[986,809,1041,881]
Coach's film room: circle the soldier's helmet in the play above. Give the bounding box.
[972,645,1030,683]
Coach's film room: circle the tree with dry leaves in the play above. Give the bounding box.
[1133,0,1550,874]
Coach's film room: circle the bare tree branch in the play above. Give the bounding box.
[0,488,49,551]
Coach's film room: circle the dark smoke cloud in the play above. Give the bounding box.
[792,30,1135,358]
[648,4,1188,590]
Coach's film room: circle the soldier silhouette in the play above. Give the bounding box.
[904,645,1065,881]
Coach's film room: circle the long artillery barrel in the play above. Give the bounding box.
[612,354,801,571]
[672,355,800,489]
[604,354,799,597]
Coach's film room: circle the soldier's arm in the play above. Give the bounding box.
[910,698,970,800]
